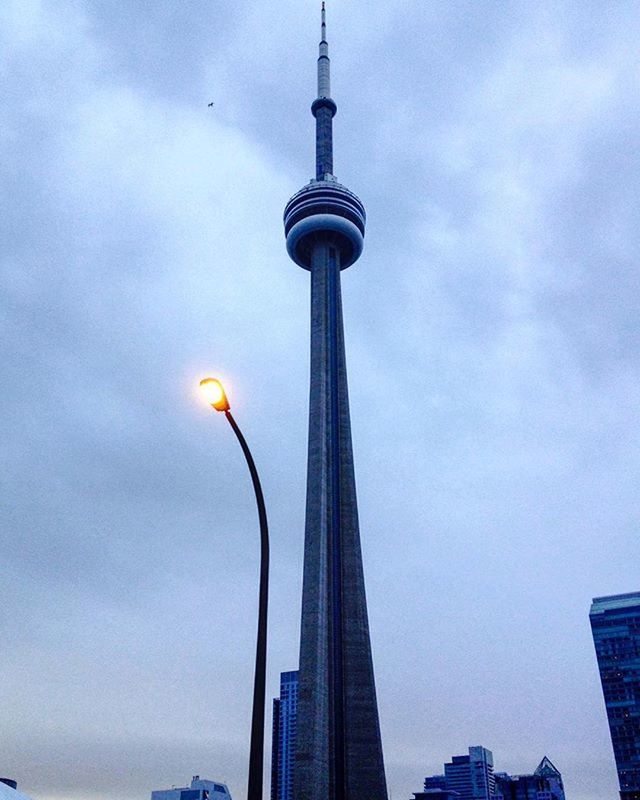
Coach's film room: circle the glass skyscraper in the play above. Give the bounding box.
[425,747,494,800]
[271,671,298,800]
[533,757,565,799]
[493,757,565,800]
[590,591,640,800]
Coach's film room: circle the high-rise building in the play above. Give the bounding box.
[494,773,554,800]
[492,756,566,800]
[271,670,299,800]
[533,757,565,800]
[283,5,387,800]
[590,592,640,800]
[151,776,232,800]
[441,747,495,800]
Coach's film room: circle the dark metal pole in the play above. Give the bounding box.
[224,410,269,800]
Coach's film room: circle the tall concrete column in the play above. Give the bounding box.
[283,6,388,799]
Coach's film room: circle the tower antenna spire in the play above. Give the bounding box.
[312,0,337,179]
[318,1,329,97]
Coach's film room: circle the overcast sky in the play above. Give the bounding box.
[1,1,639,799]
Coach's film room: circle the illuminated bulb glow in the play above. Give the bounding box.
[200,378,230,411]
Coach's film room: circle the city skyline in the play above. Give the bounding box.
[2,1,639,799]
[422,748,566,800]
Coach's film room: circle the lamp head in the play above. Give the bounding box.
[200,378,230,412]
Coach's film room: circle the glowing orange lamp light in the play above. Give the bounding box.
[199,377,230,412]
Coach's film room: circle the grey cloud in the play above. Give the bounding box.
[2,2,638,799]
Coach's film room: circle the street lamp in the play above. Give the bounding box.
[200,377,269,800]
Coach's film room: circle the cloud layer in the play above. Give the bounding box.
[2,1,639,799]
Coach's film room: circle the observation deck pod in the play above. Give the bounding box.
[284,179,366,270]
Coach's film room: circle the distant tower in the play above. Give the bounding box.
[283,5,388,800]
[590,592,640,800]
[271,670,299,800]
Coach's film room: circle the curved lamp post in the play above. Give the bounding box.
[200,378,269,800]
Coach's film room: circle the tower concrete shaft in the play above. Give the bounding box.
[295,242,388,800]
[283,6,388,800]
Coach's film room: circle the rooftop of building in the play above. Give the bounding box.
[151,776,231,799]
[444,745,493,766]
[0,783,33,800]
[534,755,562,777]
[590,591,640,614]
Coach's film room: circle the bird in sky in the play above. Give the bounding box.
[208,102,214,107]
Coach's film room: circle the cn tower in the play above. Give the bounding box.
[283,5,388,799]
